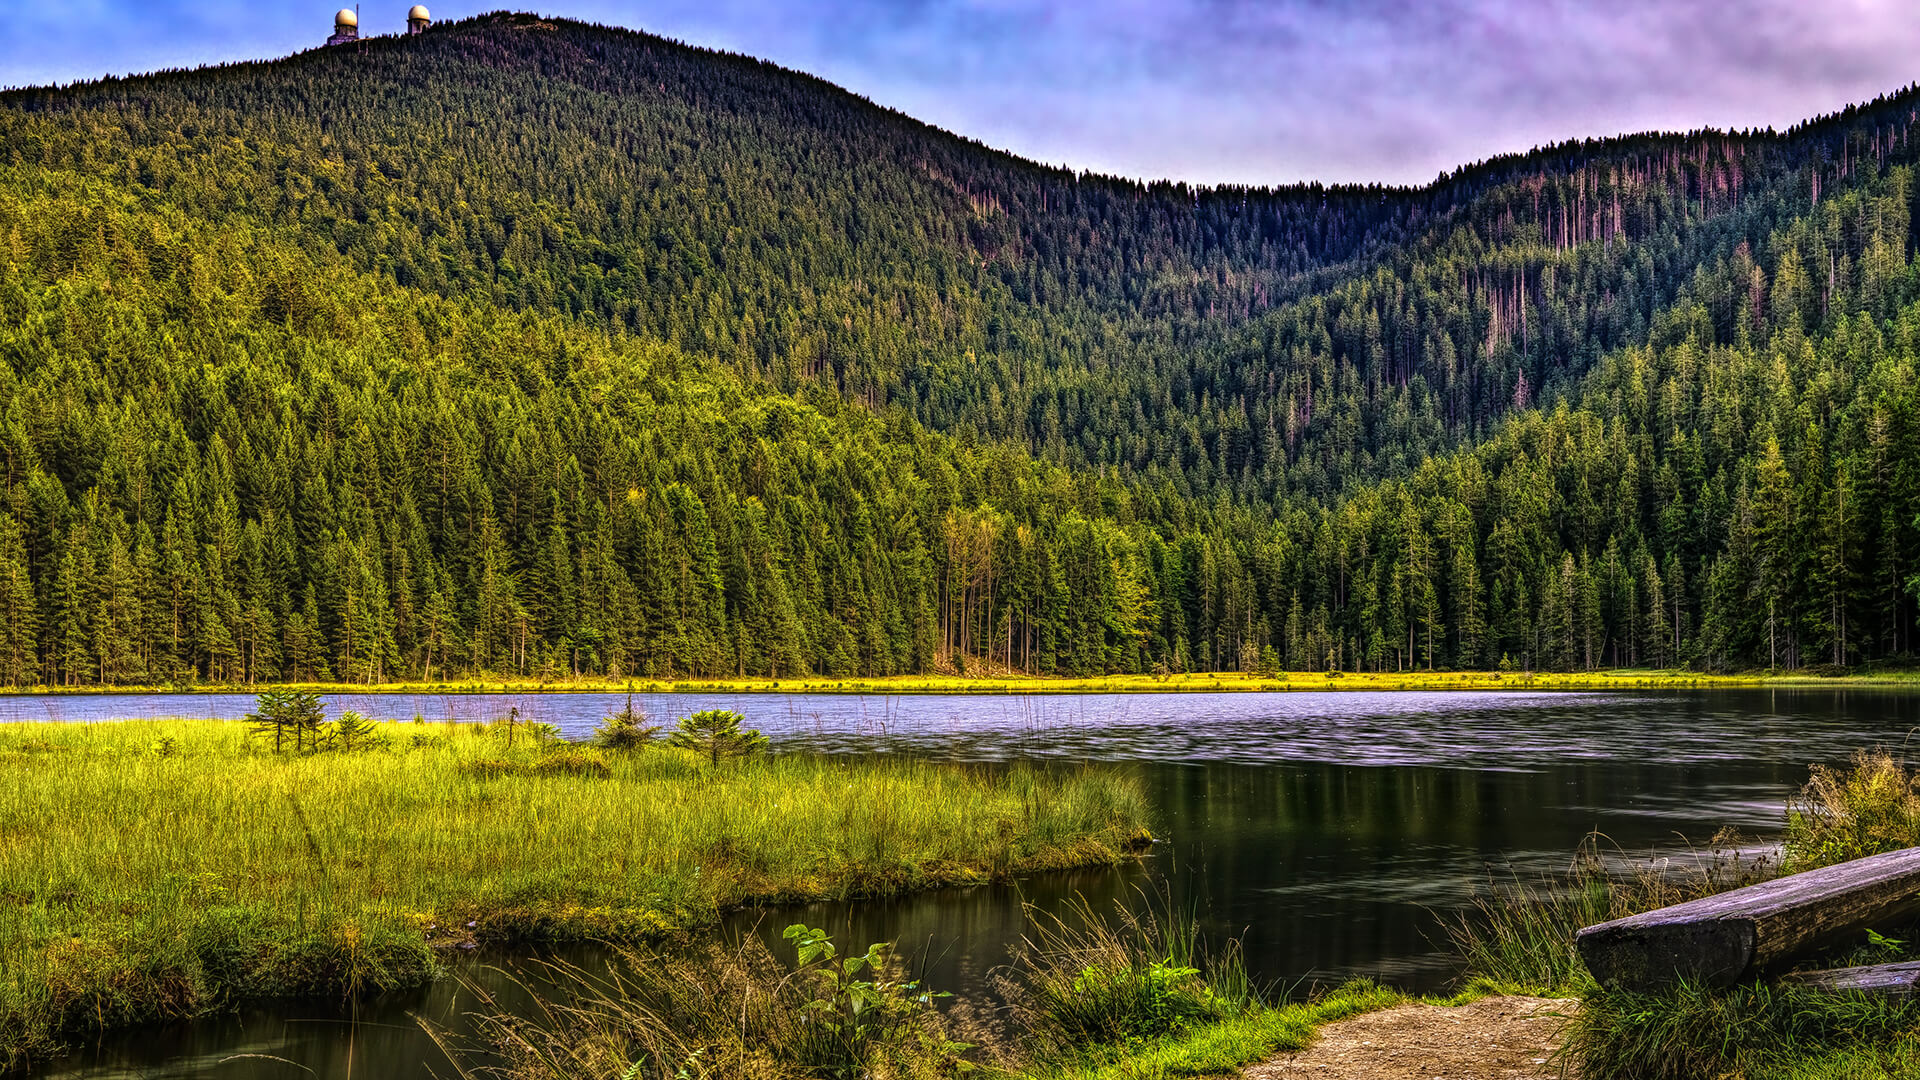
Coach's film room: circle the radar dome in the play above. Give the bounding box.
[335,8,358,27]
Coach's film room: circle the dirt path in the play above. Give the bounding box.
[1243,995,1580,1080]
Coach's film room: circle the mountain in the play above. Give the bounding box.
[0,11,1915,682]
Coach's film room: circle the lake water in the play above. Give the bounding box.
[22,687,1920,1078]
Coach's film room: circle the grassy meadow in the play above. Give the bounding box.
[0,718,1151,1071]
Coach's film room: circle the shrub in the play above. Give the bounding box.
[331,711,380,752]
[667,709,768,766]
[594,694,661,750]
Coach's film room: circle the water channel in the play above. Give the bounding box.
[19,687,1920,1078]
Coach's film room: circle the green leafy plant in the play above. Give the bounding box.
[667,709,768,766]
[1866,927,1907,956]
[781,923,965,1075]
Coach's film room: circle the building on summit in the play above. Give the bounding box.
[326,9,358,46]
[326,7,429,46]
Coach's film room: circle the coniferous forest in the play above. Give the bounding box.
[2,11,1920,684]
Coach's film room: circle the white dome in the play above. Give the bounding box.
[409,5,430,18]
[335,8,358,27]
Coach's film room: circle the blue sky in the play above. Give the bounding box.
[8,1,1920,186]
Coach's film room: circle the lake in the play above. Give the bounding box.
[21,687,1918,1078]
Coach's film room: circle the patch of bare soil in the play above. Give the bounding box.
[1242,995,1580,1080]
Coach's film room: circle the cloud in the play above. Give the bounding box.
[6,0,1919,186]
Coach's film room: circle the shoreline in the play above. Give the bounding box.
[1,669,1914,697]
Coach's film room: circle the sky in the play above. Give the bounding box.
[8,1,1920,187]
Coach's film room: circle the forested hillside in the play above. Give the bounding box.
[0,11,1917,683]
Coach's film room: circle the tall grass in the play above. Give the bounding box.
[1785,749,1920,871]
[0,719,1150,1071]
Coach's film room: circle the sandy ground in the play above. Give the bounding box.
[1243,995,1580,1080]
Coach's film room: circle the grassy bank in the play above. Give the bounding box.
[13,667,1920,697]
[0,719,1151,1072]
[1453,750,1920,1079]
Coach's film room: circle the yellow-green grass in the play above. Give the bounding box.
[15,667,1919,696]
[1005,981,1415,1080]
[0,719,1150,1071]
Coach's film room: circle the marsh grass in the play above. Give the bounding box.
[22,666,1911,698]
[1007,981,1406,1080]
[0,719,1150,1071]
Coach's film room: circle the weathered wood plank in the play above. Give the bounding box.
[1575,846,1920,992]
[1784,960,1920,997]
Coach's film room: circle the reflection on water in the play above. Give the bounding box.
[23,688,1920,1078]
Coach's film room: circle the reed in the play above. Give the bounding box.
[0,718,1150,1071]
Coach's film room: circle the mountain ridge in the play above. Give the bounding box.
[0,12,1915,681]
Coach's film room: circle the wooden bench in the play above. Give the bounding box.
[1575,846,1920,992]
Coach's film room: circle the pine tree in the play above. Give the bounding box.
[0,515,39,687]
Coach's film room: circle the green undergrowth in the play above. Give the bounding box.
[0,718,1150,1072]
